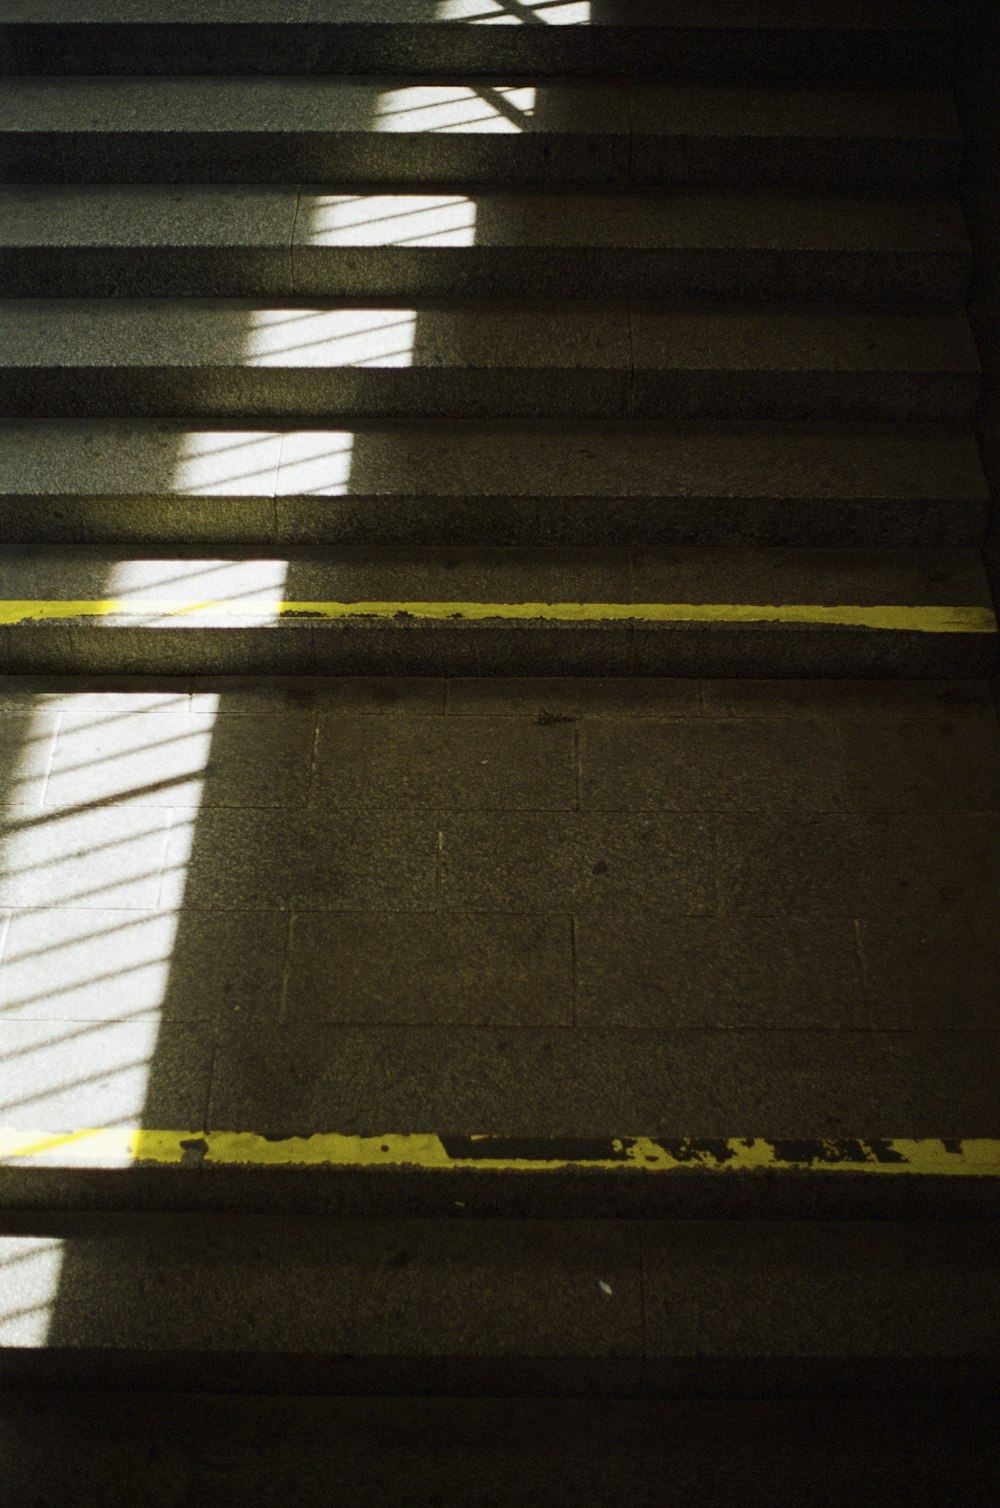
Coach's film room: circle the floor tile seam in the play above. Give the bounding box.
[0,910,11,975]
[276,912,296,1027]
[305,714,321,805]
[288,180,304,304]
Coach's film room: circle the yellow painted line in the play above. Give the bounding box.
[0,600,995,633]
[0,1131,998,1175]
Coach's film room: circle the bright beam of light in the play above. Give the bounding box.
[276,432,356,497]
[0,1239,65,1345]
[303,195,478,249]
[246,309,419,368]
[171,431,284,495]
[436,1,590,21]
[374,85,536,133]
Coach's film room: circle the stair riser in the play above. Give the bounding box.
[0,1349,990,1400]
[0,248,971,303]
[0,138,962,194]
[0,623,992,679]
[0,371,979,424]
[0,1163,997,1221]
[0,26,957,84]
[0,497,987,551]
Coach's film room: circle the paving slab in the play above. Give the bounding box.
[0,1018,211,1130]
[205,1022,1000,1140]
[575,914,866,1029]
[310,714,575,809]
[580,717,848,812]
[0,804,172,910]
[44,710,317,810]
[0,907,288,1026]
[283,910,572,1026]
[715,811,1000,916]
[159,807,438,911]
[840,715,1000,811]
[857,910,1000,1030]
[439,811,715,913]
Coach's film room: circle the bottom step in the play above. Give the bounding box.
[0,546,995,676]
[0,1211,996,1397]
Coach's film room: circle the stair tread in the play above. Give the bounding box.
[0,419,988,501]
[0,1,960,30]
[0,78,961,141]
[0,300,980,373]
[0,185,972,254]
[0,1212,994,1374]
[0,544,992,611]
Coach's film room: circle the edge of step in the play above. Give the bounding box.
[0,80,964,192]
[0,419,989,549]
[2,1136,998,1221]
[0,544,994,677]
[0,1203,996,1396]
[0,187,973,302]
[0,3,960,83]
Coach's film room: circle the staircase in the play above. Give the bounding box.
[0,4,997,1503]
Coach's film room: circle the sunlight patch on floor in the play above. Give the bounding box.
[436,0,591,23]
[374,84,536,133]
[245,308,419,368]
[303,194,478,248]
[0,1238,66,1346]
[170,431,284,496]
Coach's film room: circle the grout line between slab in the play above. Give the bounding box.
[852,916,877,1031]
[36,705,62,810]
[289,182,303,297]
[277,912,296,1027]
[709,814,724,916]
[569,913,578,1028]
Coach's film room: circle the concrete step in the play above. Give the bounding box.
[0,1211,995,1395]
[0,1393,995,1508]
[0,300,981,423]
[0,544,994,676]
[0,79,964,192]
[0,186,973,302]
[0,419,989,549]
[0,1,960,84]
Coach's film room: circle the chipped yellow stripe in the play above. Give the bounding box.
[0,1131,997,1175]
[0,600,995,632]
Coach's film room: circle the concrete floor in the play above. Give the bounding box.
[0,672,998,1161]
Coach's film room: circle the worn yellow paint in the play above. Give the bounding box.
[0,1130,998,1175]
[0,600,995,633]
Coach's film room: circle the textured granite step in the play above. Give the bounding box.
[0,79,963,192]
[0,0,959,85]
[0,0,959,84]
[0,186,972,302]
[0,419,989,549]
[0,1211,995,1394]
[0,544,993,676]
[0,300,981,423]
